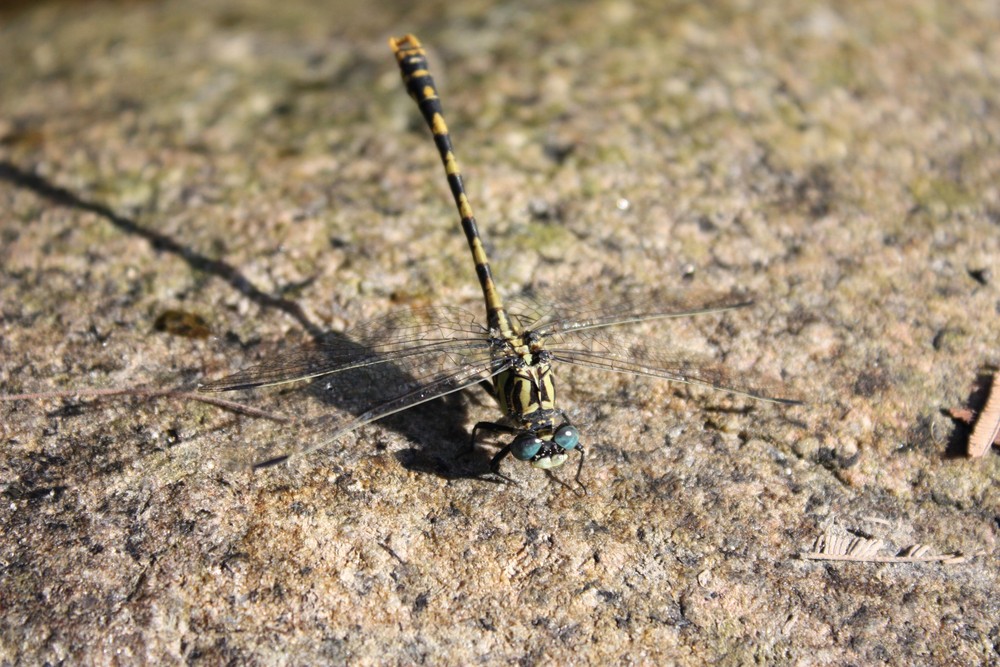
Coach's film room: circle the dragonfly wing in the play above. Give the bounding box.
[510,285,798,404]
[509,286,755,336]
[549,344,801,405]
[200,304,489,391]
[221,354,510,469]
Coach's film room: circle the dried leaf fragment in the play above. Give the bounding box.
[798,528,969,564]
[968,373,1000,458]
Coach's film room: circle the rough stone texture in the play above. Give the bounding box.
[1,0,998,664]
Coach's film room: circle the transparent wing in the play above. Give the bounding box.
[549,346,800,404]
[198,304,505,468]
[507,286,800,404]
[506,286,754,336]
[200,305,490,391]
[237,355,513,469]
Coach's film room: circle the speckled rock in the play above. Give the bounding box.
[1,0,997,664]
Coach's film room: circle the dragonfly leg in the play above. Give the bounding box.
[573,446,588,496]
[488,443,518,485]
[544,447,587,496]
[470,422,520,484]
[470,420,518,452]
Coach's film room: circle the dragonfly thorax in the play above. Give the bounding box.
[493,331,556,420]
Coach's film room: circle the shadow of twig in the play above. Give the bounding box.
[0,160,489,482]
[0,160,322,340]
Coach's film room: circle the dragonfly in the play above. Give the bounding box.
[199,34,800,486]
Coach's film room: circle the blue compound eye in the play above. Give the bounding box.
[553,424,579,451]
[511,433,544,461]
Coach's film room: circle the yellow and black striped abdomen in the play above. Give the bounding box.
[389,34,510,336]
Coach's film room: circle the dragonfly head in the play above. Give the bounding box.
[509,423,580,470]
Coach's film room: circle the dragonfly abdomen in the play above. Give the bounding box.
[389,34,512,337]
